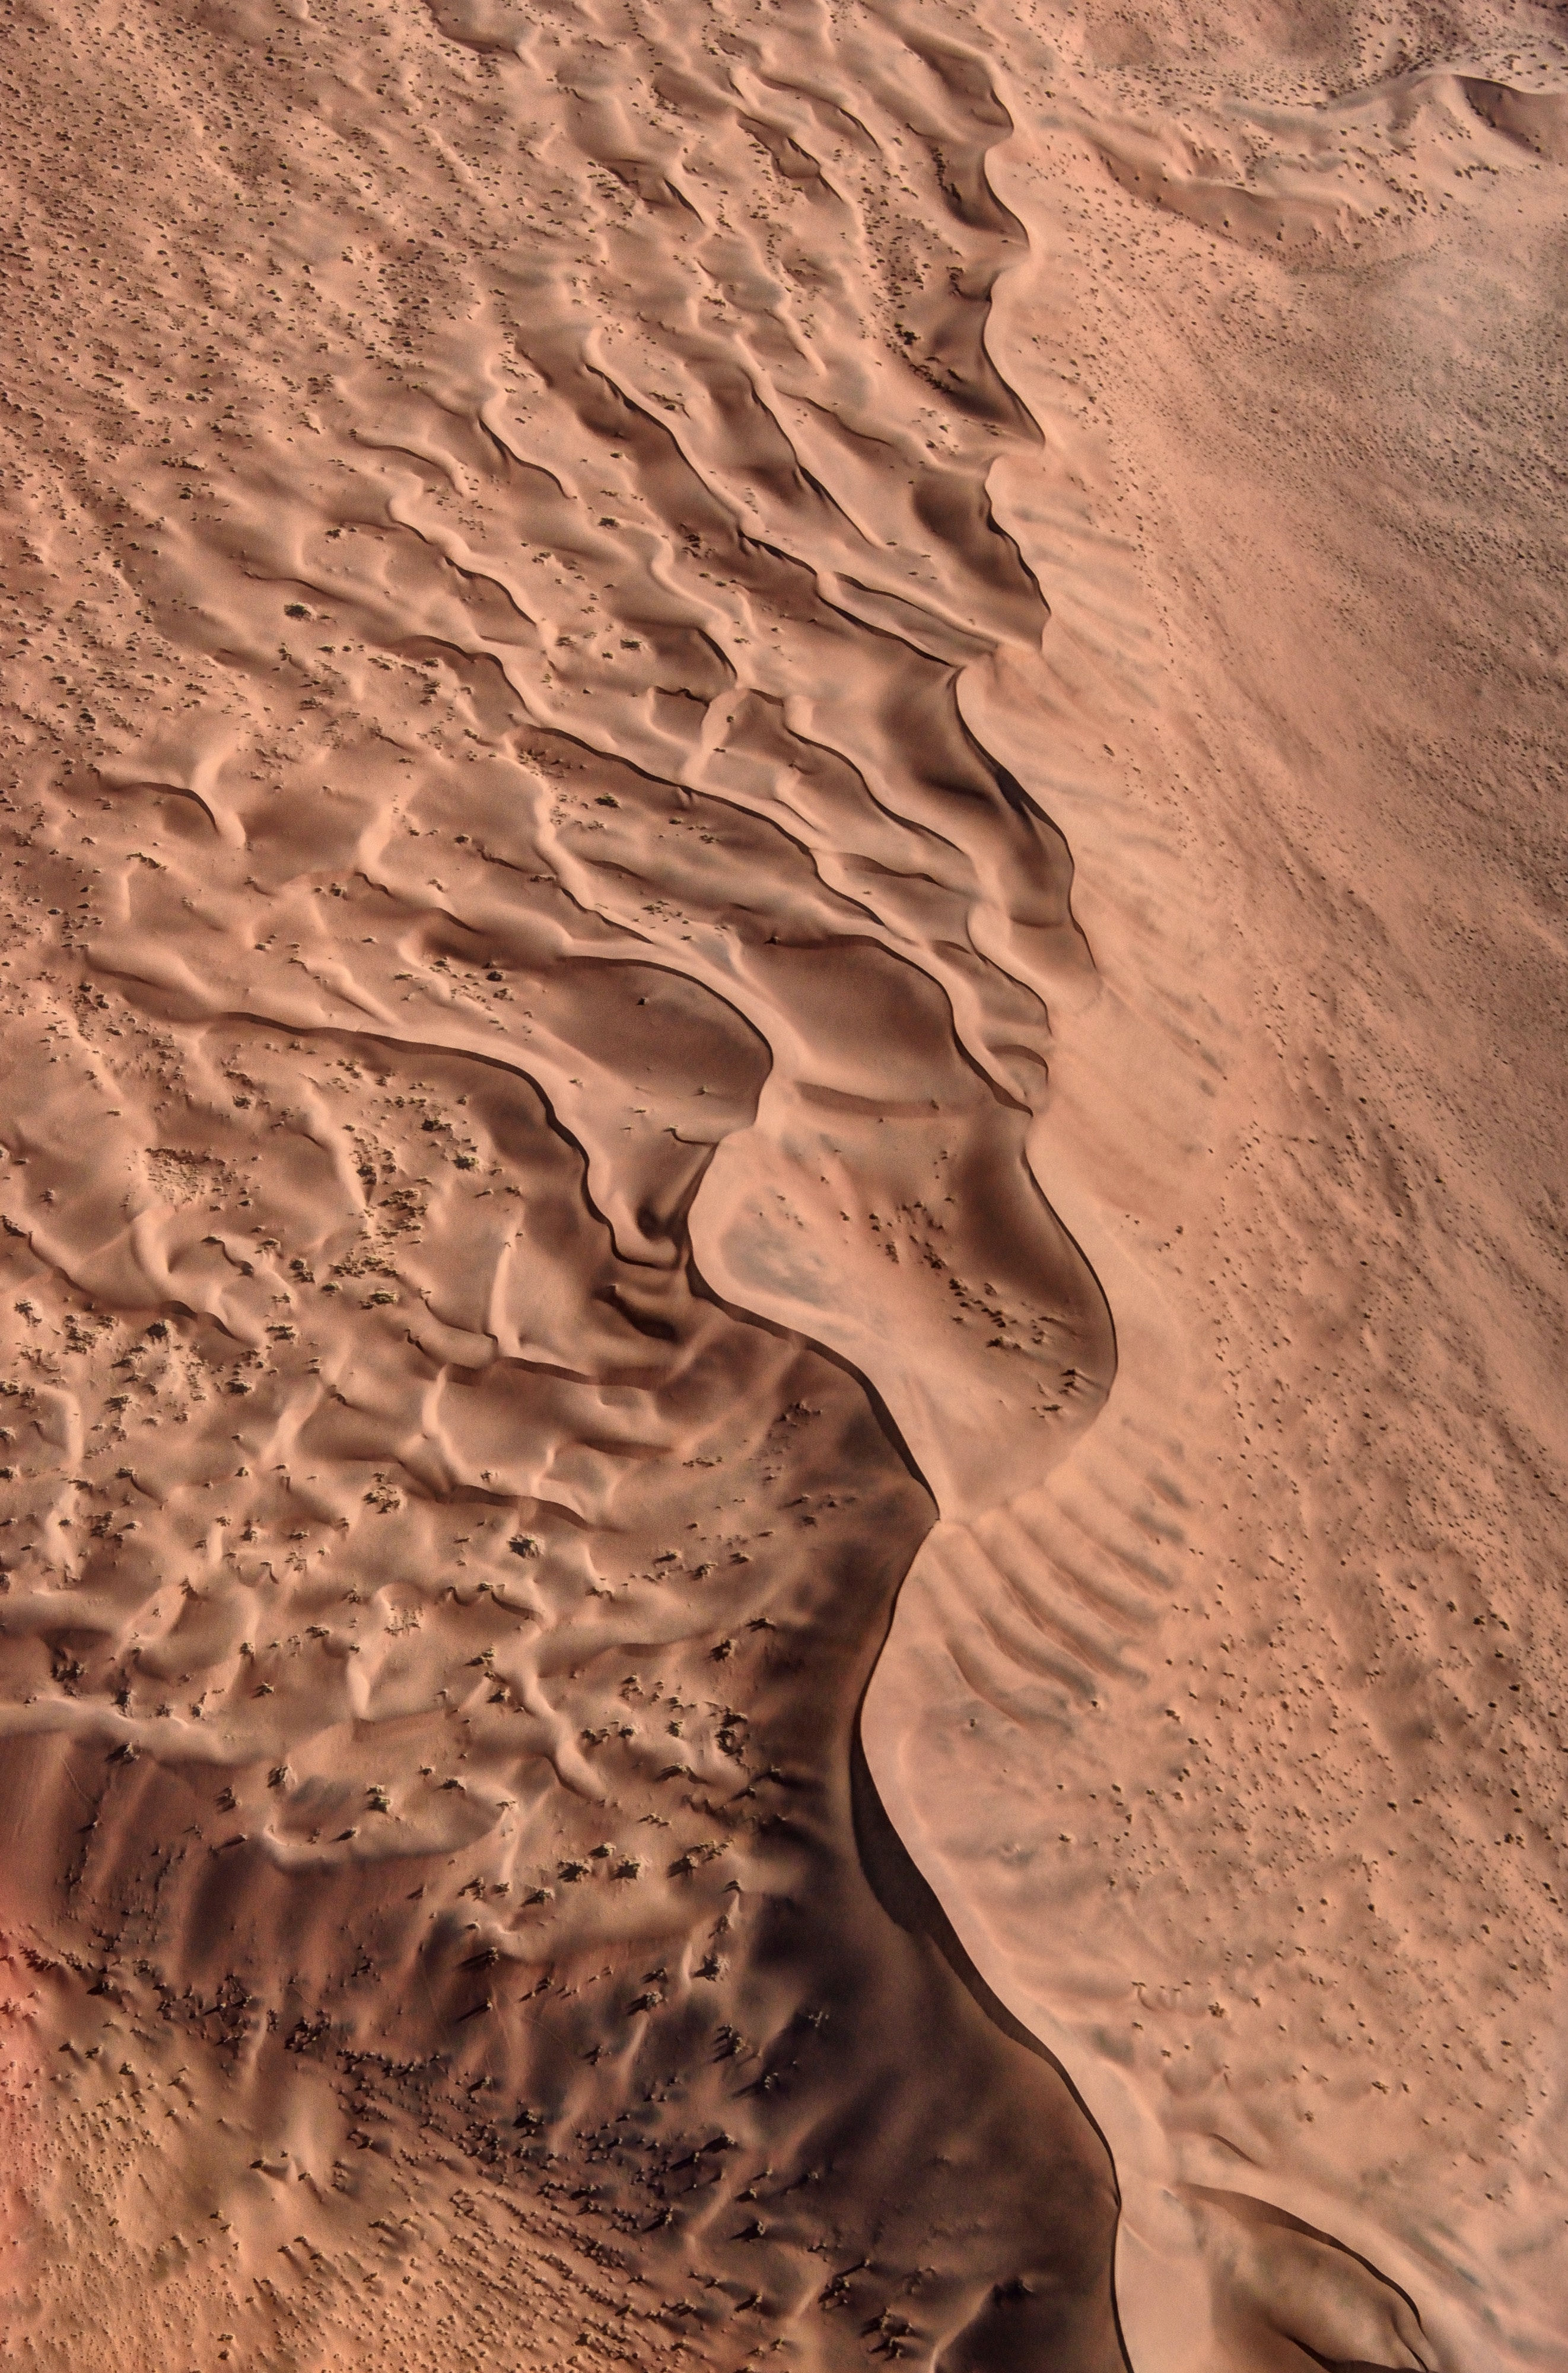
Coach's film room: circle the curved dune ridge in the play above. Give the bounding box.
[2,0,1566,2368]
[1,3,1121,2365]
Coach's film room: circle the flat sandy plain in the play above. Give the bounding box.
[0,0,1564,2368]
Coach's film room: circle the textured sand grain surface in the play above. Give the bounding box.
[0,0,1564,2367]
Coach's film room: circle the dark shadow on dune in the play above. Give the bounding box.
[850,1722,1136,2373]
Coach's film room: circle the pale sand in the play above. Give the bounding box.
[0,0,1563,2366]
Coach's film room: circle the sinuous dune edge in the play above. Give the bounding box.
[0,0,1564,2368]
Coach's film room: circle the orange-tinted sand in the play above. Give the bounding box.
[0,0,1563,2366]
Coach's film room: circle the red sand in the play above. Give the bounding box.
[0,0,1563,2365]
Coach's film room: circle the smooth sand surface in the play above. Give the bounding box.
[0,0,1563,2366]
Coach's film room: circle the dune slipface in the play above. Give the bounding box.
[1,0,1564,2366]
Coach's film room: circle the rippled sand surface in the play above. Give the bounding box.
[1,0,1565,2366]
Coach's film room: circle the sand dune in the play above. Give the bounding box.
[1,0,1564,2365]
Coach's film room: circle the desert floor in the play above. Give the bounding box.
[0,1,1564,2368]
